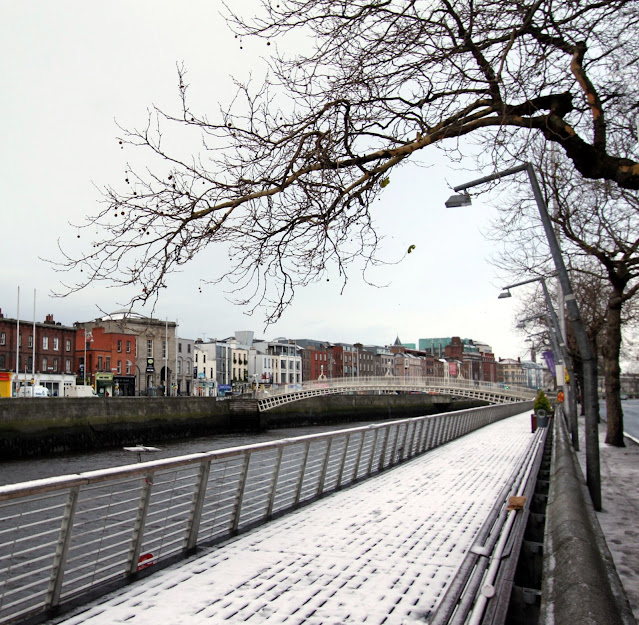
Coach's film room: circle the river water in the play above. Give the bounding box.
[0,421,378,487]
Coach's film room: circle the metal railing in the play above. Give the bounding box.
[0,402,532,625]
[255,376,536,410]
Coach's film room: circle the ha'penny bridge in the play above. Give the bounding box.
[0,379,630,625]
[251,376,537,411]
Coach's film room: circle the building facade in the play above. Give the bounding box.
[0,311,76,396]
[77,311,177,396]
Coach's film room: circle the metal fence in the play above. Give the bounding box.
[0,402,532,625]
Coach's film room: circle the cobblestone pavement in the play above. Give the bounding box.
[55,412,535,625]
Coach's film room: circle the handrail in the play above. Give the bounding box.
[0,402,532,625]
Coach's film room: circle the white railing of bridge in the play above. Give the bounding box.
[255,376,536,411]
[0,402,532,625]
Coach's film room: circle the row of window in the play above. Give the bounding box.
[5,355,73,373]
[0,333,73,352]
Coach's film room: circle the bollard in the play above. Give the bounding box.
[531,413,537,433]
[536,409,548,428]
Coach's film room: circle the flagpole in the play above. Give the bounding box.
[32,289,36,389]
[15,287,20,396]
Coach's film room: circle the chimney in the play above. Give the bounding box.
[45,314,54,324]
[0,308,3,319]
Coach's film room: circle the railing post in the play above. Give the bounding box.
[336,434,351,488]
[231,453,251,533]
[267,447,284,517]
[353,429,367,480]
[367,427,379,476]
[439,415,450,445]
[183,460,211,553]
[378,425,391,471]
[45,486,80,610]
[294,441,311,506]
[390,424,401,465]
[423,417,435,451]
[407,420,418,458]
[431,416,442,448]
[317,439,333,496]
[126,473,155,575]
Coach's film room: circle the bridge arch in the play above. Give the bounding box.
[255,376,536,412]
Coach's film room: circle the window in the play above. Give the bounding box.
[195,353,198,363]
[147,340,153,358]
[177,360,182,375]
[53,358,58,372]
[203,354,206,364]
[178,342,182,353]
[106,357,111,371]
[0,355,5,368]
[42,357,48,371]
[0,332,4,346]
[65,339,71,352]
[27,356,33,371]
[53,338,59,351]
[126,360,131,375]
[43,337,49,350]
[117,360,122,374]
[126,340,131,353]
[65,359,71,373]
[187,344,191,353]
[117,340,122,353]
[98,356,103,370]
[210,368,214,379]
[28,335,33,348]
[18,334,21,348]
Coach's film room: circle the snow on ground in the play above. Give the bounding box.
[575,416,639,621]
[55,412,535,625]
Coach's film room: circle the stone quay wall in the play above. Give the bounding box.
[0,393,477,459]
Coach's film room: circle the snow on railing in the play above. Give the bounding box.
[0,402,532,625]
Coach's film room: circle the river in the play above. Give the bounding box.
[0,421,378,487]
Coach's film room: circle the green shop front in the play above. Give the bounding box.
[95,372,114,396]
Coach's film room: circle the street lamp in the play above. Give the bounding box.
[501,275,579,449]
[446,162,601,510]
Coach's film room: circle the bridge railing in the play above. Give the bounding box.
[0,402,531,625]
[255,376,536,401]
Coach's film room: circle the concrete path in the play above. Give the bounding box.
[53,411,536,625]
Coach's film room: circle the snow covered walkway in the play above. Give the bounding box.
[55,411,535,625]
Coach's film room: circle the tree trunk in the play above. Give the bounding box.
[603,293,625,447]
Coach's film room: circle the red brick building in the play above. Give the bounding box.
[0,311,77,396]
[76,326,137,395]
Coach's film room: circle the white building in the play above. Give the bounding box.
[251,338,302,386]
[193,342,217,396]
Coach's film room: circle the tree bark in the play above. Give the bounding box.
[604,292,625,446]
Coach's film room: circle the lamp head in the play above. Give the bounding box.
[445,193,472,208]
[498,290,512,299]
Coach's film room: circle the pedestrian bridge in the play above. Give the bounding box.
[255,376,537,412]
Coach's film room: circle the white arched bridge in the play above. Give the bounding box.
[254,376,537,412]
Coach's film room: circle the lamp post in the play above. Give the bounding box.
[500,275,579,449]
[446,162,601,510]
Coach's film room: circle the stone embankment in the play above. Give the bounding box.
[0,393,472,459]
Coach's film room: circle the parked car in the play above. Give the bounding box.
[17,385,50,397]
[65,385,98,398]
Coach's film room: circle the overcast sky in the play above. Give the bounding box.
[0,1,539,360]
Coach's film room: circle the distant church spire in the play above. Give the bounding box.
[394,335,402,346]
